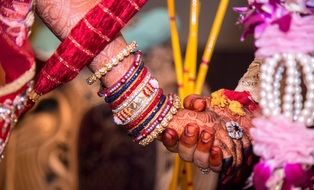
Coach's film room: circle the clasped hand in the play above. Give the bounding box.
[161,94,255,183]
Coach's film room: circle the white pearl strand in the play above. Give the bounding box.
[297,54,314,126]
[260,54,280,116]
[260,53,314,126]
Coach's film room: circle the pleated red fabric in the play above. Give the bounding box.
[34,0,147,95]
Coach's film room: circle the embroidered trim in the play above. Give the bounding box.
[0,81,34,155]
[55,52,80,74]
[83,18,110,42]
[0,63,35,97]
[98,4,126,26]
[68,35,95,57]
[42,70,61,84]
[126,0,140,10]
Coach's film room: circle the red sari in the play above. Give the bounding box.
[0,0,147,156]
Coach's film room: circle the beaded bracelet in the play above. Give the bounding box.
[139,94,181,146]
[98,51,143,97]
[128,94,166,136]
[134,94,174,142]
[105,63,145,103]
[86,41,137,85]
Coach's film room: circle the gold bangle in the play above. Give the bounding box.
[139,94,181,146]
[86,41,137,85]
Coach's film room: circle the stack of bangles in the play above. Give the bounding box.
[88,42,181,146]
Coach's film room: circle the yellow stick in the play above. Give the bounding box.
[195,0,229,94]
[184,0,199,95]
[184,163,194,190]
[167,0,184,98]
[169,155,182,190]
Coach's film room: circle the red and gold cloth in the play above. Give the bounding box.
[0,0,147,156]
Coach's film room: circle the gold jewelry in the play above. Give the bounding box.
[86,41,137,85]
[28,90,40,102]
[139,94,181,146]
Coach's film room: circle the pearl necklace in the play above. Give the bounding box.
[260,53,314,126]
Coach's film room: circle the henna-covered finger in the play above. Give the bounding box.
[191,98,207,112]
[193,128,215,169]
[241,130,251,150]
[161,128,179,152]
[178,123,200,162]
[214,121,237,171]
[208,146,223,172]
[183,94,206,112]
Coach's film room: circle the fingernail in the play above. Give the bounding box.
[164,128,178,138]
[221,157,233,175]
[201,131,211,143]
[210,150,221,167]
[185,125,197,137]
[164,132,174,141]
[193,98,206,111]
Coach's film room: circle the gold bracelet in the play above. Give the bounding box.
[86,41,137,85]
[139,94,181,146]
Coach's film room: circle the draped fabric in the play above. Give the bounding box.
[0,0,35,101]
[34,0,147,95]
[0,0,147,156]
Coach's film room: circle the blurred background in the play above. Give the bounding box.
[0,0,255,190]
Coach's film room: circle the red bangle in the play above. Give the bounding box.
[135,94,174,141]
[125,89,163,130]
[111,67,148,109]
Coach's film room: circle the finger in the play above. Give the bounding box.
[193,128,215,169]
[191,98,207,112]
[209,146,223,172]
[183,94,204,111]
[241,131,251,150]
[178,123,200,162]
[234,140,243,171]
[215,121,237,171]
[161,128,179,152]
[213,139,233,174]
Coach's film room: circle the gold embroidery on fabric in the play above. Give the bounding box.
[68,35,95,57]
[83,18,110,42]
[126,0,140,10]
[98,4,126,26]
[55,52,80,73]
[42,70,61,84]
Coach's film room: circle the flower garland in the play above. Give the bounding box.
[235,0,314,189]
[210,89,258,116]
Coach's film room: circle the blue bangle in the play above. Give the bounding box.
[105,62,144,103]
[128,94,166,138]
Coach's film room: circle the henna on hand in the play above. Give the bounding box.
[178,123,200,162]
[35,0,100,39]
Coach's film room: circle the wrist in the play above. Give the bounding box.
[88,35,134,87]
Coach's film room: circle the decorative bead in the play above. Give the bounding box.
[260,53,314,125]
